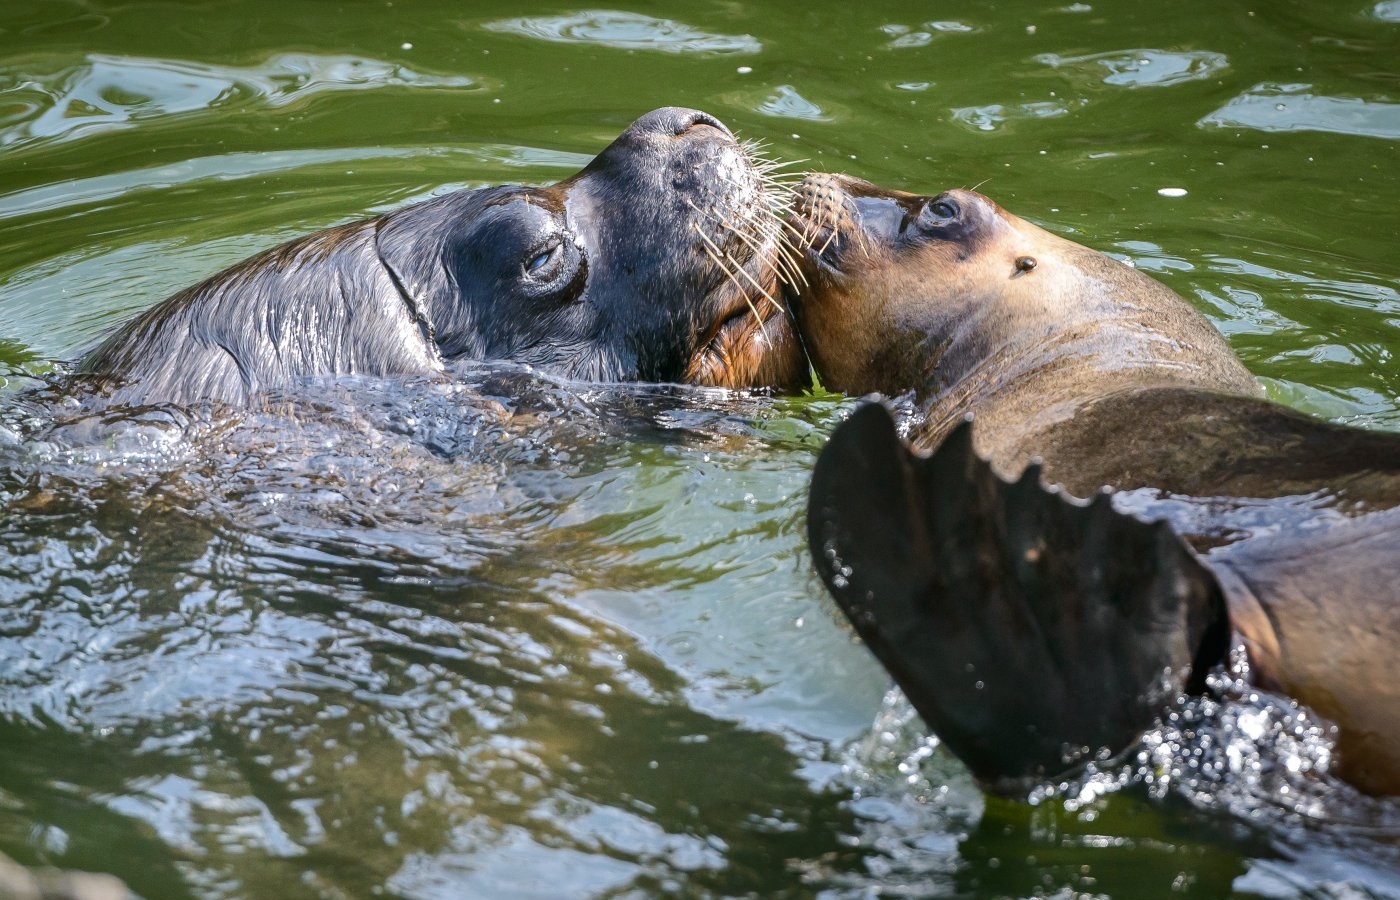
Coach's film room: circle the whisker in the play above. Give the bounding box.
[682,159,812,299]
[751,158,809,176]
[757,216,808,288]
[703,232,782,319]
[713,196,807,292]
[816,204,841,254]
[723,219,792,295]
[779,215,813,247]
[691,222,775,339]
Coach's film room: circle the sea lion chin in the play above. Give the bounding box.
[76,108,809,408]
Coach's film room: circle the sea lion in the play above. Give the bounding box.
[788,173,1400,796]
[76,108,809,407]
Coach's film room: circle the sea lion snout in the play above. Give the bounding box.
[624,106,732,139]
[790,173,860,270]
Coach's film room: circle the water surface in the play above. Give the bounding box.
[2,1,1399,897]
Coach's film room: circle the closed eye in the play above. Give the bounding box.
[526,242,561,274]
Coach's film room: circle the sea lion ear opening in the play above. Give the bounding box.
[807,403,1230,795]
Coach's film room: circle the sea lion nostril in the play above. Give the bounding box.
[643,107,733,138]
[624,107,733,140]
[682,111,730,136]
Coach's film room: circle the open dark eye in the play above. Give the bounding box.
[917,196,959,229]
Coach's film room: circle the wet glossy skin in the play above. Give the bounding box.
[791,174,1400,796]
[787,173,1258,478]
[77,108,809,406]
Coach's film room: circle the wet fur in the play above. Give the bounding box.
[78,108,810,407]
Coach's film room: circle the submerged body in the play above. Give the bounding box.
[790,173,1400,796]
[77,108,809,407]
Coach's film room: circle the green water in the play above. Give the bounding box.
[2,1,1399,898]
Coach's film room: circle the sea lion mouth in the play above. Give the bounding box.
[683,281,809,391]
[684,301,769,383]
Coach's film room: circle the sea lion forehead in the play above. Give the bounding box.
[476,186,565,214]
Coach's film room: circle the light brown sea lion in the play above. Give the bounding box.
[76,108,809,407]
[789,173,1400,797]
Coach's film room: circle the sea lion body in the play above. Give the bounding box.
[78,108,809,406]
[791,173,1400,796]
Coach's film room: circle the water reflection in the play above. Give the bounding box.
[481,11,761,56]
[880,21,977,49]
[830,679,1400,899]
[952,100,1077,133]
[0,53,481,150]
[755,85,830,121]
[0,368,884,897]
[1036,49,1230,88]
[1202,82,1400,140]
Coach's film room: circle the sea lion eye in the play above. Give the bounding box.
[526,241,562,276]
[913,195,962,234]
[518,234,586,303]
[934,200,958,218]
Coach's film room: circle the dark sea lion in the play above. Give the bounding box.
[788,173,1400,797]
[76,108,809,407]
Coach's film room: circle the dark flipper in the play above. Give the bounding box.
[808,402,1229,794]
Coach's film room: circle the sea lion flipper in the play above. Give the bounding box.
[808,403,1229,794]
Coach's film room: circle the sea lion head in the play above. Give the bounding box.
[787,173,1140,397]
[784,173,1245,412]
[77,108,810,407]
[382,107,808,390]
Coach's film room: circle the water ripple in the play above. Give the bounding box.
[951,100,1076,133]
[0,145,592,224]
[481,11,760,55]
[1201,82,1400,140]
[1036,49,1230,88]
[725,84,833,122]
[0,53,481,150]
[880,21,976,49]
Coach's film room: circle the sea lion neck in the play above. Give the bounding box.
[907,232,1263,468]
[909,295,1245,461]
